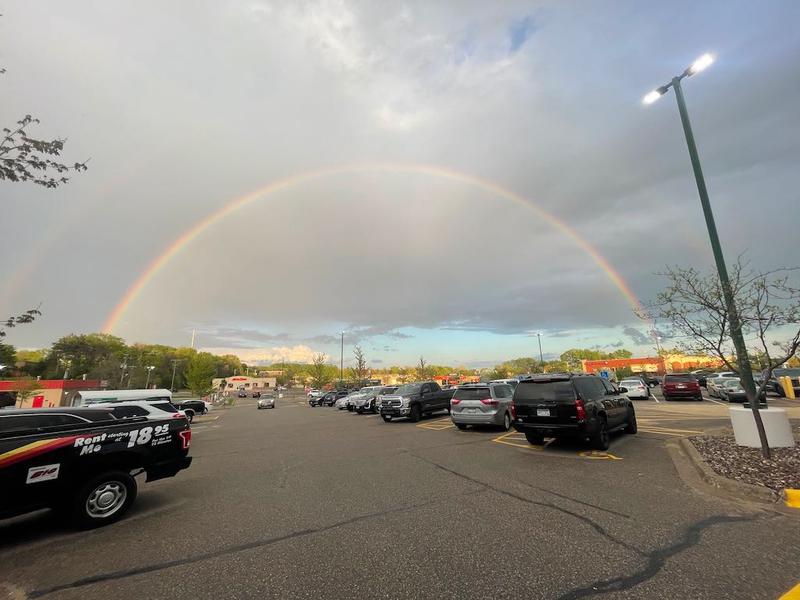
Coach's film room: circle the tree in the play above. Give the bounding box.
[46,333,127,380]
[185,353,217,396]
[349,346,368,387]
[416,356,429,380]
[0,343,16,369]
[310,353,331,389]
[1,307,41,340]
[14,377,40,408]
[642,259,800,458]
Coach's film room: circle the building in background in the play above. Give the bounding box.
[0,379,102,409]
[582,354,723,377]
[212,375,277,391]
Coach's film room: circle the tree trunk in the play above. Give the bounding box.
[748,392,771,460]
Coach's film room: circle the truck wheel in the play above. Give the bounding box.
[624,410,637,434]
[381,415,393,423]
[409,405,422,422]
[591,418,610,451]
[71,471,137,529]
[525,432,544,445]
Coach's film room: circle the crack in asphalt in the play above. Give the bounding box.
[25,489,483,598]
[554,513,760,599]
[410,454,645,556]
[521,484,632,520]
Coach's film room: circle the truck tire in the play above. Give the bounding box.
[71,471,137,529]
[381,415,393,423]
[525,431,544,445]
[591,417,610,451]
[409,405,422,422]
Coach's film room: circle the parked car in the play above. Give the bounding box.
[91,400,186,422]
[237,390,247,398]
[706,372,738,397]
[380,381,455,422]
[511,374,636,451]
[323,390,349,407]
[762,368,800,397]
[257,393,276,409]
[489,378,519,390]
[716,379,766,403]
[353,386,397,414]
[337,392,361,410]
[252,391,261,398]
[311,391,334,407]
[619,378,650,400]
[662,373,703,401]
[87,397,195,423]
[0,407,192,528]
[690,369,715,388]
[172,399,208,421]
[450,382,514,431]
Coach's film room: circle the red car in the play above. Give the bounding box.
[662,374,702,401]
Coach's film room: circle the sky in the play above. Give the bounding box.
[2,0,799,368]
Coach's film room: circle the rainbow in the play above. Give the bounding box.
[102,163,642,333]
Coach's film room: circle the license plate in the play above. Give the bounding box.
[677,384,685,388]
[536,409,550,417]
[467,408,477,413]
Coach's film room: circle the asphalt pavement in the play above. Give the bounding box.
[2,393,799,600]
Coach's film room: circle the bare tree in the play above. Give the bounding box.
[350,345,368,387]
[311,353,330,389]
[416,356,429,381]
[641,258,800,458]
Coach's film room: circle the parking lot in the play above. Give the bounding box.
[2,392,799,599]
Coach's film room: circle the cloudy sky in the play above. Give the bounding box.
[2,0,799,366]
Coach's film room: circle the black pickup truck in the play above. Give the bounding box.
[379,381,455,422]
[0,407,192,528]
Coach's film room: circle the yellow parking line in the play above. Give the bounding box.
[577,450,623,461]
[491,433,621,460]
[638,425,703,434]
[779,582,800,599]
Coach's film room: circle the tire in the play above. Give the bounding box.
[624,409,637,434]
[184,409,194,423]
[409,405,422,423]
[455,422,468,430]
[525,431,545,445]
[381,415,393,423]
[696,395,703,402]
[71,471,137,529]
[591,417,610,451]
[502,411,512,431]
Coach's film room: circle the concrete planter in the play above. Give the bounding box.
[729,406,795,448]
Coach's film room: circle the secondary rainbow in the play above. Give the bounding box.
[102,163,641,333]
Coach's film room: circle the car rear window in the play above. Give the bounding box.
[665,374,696,382]
[152,402,178,413]
[453,387,491,400]
[513,380,575,403]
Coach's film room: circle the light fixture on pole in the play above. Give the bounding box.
[145,365,156,389]
[643,52,770,454]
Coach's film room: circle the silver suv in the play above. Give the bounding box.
[450,383,514,431]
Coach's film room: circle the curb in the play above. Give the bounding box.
[666,438,784,509]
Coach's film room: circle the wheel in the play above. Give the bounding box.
[696,395,703,402]
[591,418,610,451]
[524,431,544,445]
[381,415,393,423]
[455,422,468,430]
[409,405,422,423]
[71,471,137,529]
[502,411,512,431]
[624,409,637,434]
[202,407,208,415]
[184,409,194,423]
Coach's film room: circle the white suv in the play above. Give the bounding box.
[91,400,188,422]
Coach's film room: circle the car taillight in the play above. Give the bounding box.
[178,429,191,449]
[451,398,461,405]
[479,398,498,406]
[575,399,586,422]
[510,402,516,419]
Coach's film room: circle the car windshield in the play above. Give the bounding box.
[394,383,422,395]
[621,380,642,386]
[723,379,742,388]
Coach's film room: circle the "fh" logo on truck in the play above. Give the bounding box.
[26,463,61,484]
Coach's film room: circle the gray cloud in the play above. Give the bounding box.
[2,1,799,365]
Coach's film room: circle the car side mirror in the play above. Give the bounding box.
[619,387,628,393]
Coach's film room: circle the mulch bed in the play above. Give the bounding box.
[691,426,800,492]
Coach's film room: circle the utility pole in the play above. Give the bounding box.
[119,356,128,388]
[170,359,181,392]
[145,365,155,389]
[340,331,344,387]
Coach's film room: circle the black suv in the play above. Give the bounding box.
[511,374,637,450]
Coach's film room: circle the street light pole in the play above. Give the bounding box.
[170,359,180,392]
[145,365,155,389]
[340,331,344,386]
[536,333,544,371]
[644,53,769,456]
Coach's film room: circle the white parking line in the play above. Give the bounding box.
[707,397,727,406]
